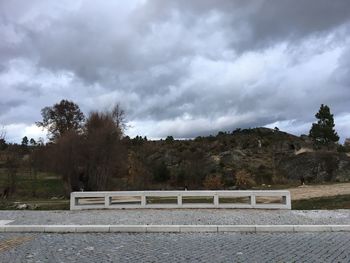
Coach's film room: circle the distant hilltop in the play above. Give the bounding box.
[124,127,350,189]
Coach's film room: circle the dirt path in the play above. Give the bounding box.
[288,183,350,200]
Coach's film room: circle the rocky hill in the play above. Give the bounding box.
[125,127,350,189]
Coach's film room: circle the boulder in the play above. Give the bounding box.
[278,152,350,182]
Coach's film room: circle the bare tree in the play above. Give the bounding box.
[111,104,127,133]
[4,154,19,198]
[0,126,5,140]
[84,110,127,190]
[0,126,6,150]
[53,131,83,195]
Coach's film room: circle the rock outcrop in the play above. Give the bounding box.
[128,127,350,187]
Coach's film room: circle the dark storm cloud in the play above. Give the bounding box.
[15,83,43,97]
[138,0,350,51]
[335,46,350,87]
[0,0,350,142]
[0,100,24,114]
[0,64,6,73]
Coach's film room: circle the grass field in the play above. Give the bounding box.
[0,199,70,210]
[0,168,67,210]
[0,168,65,198]
[1,168,350,210]
[292,194,350,210]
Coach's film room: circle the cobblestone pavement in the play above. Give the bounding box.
[1,209,350,225]
[0,232,350,262]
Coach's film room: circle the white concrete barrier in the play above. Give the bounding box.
[70,190,291,210]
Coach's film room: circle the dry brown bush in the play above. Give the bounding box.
[234,170,255,189]
[203,174,224,190]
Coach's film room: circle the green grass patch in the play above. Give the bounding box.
[0,199,69,210]
[292,195,350,210]
[0,170,65,199]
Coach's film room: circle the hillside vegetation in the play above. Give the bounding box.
[1,127,350,211]
[123,127,350,190]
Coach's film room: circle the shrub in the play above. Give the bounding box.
[165,136,174,142]
[255,165,273,184]
[153,162,170,182]
[203,175,224,190]
[234,170,255,189]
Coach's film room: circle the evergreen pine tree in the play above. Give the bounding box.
[21,136,29,146]
[309,104,339,144]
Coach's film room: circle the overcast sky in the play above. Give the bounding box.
[1,0,350,143]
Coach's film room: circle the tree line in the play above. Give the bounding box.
[0,100,345,198]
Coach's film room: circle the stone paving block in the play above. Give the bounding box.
[75,225,110,233]
[109,225,146,232]
[146,225,180,232]
[1,232,350,262]
[256,225,294,232]
[180,225,218,232]
[218,225,255,232]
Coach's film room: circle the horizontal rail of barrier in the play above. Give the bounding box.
[70,190,291,210]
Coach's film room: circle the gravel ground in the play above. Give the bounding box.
[1,232,350,262]
[1,209,350,225]
[290,183,350,200]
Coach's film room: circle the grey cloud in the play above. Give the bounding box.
[137,0,350,51]
[0,99,25,115]
[334,46,350,88]
[0,0,350,142]
[239,0,350,50]
[3,0,349,81]
[0,63,5,73]
[15,83,43,97]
